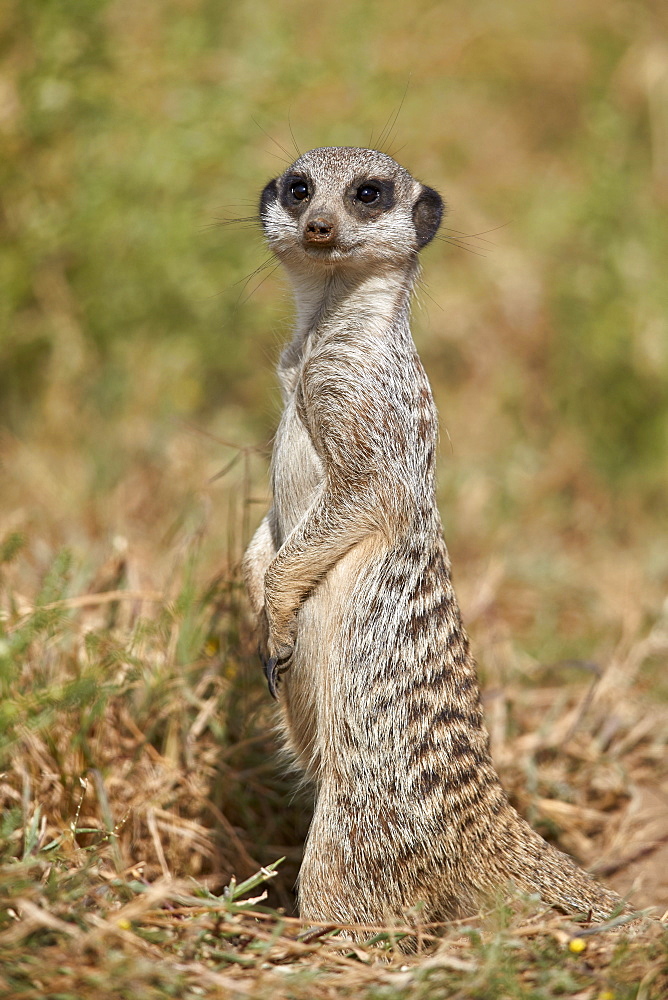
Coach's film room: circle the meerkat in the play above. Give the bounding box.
[242,146,626,928]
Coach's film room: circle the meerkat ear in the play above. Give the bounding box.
[412,185,444,248]
[260,178,278,217]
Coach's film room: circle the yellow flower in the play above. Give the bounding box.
[568,937,587,953]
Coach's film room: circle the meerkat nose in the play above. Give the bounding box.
[303,215,337,247]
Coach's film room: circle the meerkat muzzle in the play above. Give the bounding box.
[303,215,337,247]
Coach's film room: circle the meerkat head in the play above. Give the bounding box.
[259,147,443,273]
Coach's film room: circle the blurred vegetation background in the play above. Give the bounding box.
[1,0,668,921]
[3,0,667,527]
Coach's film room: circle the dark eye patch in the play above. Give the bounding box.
[279,173,313,214]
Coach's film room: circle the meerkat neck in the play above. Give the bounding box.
[289,262,419,343]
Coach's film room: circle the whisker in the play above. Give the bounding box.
[234,256,275,291]
[376,78,410,155]
[389,141,408,158]
[251,116,294,164]
[287,109,301,159]
[440,227,494,246]
[438,236,488,257]
[374,101,398,151]
[201,216,261,233]
[239,261,281,306]
[264,148,292,165]
[441,223,509,245]
[416,278,444,313]
[212,201,260,211]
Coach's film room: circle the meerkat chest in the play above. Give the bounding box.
[271,387,324,544]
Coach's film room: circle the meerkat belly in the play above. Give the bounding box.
[273,388,390,774]
[272,393,324,543]
[283,532,386,776]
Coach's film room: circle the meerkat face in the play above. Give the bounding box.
[259,147,443,272]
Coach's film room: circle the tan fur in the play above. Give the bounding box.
[243,147,627,927]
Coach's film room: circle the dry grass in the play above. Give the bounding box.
[2,863,665,1000]
[1,433,667,997]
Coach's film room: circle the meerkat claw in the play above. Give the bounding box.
[263,649,293,699]
[264,656,280,699]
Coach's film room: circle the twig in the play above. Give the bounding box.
[15,589,164,618]
[147,808,172,881]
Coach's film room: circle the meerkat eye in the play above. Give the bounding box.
[290,180,309,201]
[356,184,381,204]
